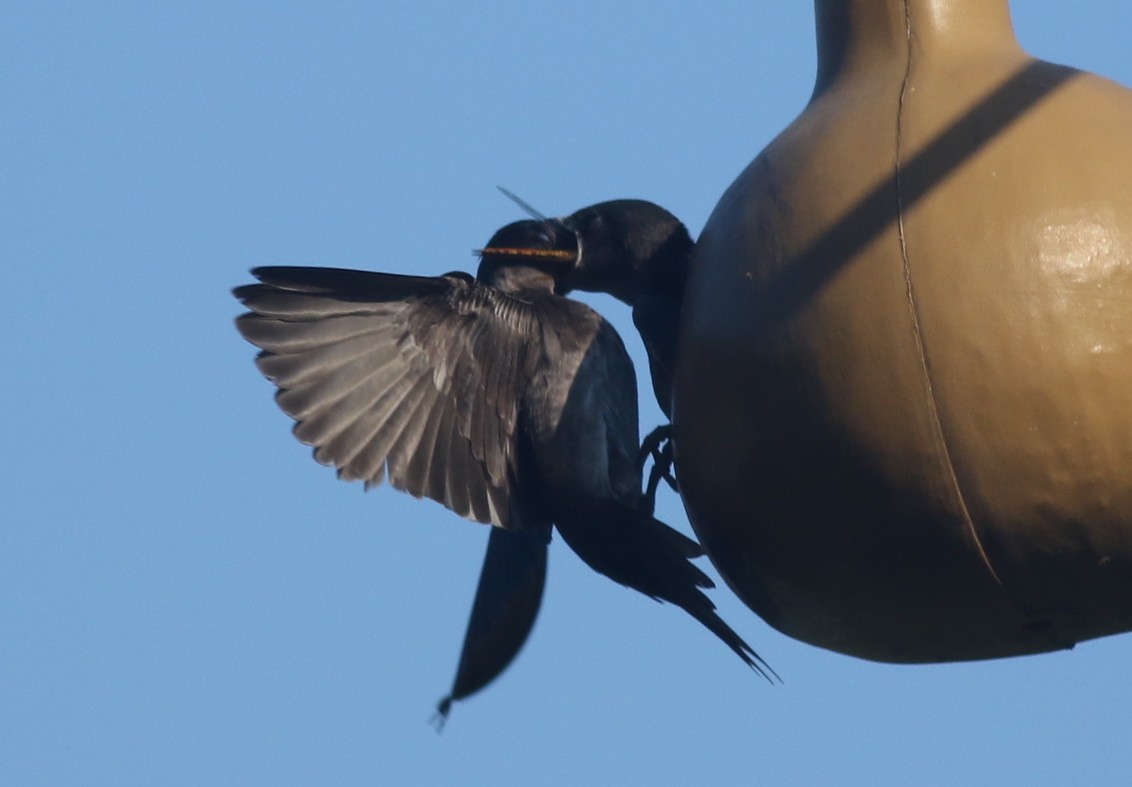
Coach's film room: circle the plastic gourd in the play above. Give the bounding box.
[674,0,1132,662]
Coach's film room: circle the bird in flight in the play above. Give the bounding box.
[233,213,773,724]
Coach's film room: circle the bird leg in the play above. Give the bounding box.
[637,424,678,514]
[637,423,670,472]
[645,438,678,496]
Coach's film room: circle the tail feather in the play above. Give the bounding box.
[555,501,778,683]
[433,526,549,729]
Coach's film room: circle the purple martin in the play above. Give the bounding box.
[233,217,772,724]
[559,199,692,419]
[556,200,693,507]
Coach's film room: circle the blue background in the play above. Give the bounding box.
[5,2,1131,784]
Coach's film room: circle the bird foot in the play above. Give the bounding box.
[637,424,678,514]
[636,423,671,471]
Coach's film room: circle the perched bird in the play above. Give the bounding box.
[555,199,694,507]
[559,199,692,419]
[233,218,773,723]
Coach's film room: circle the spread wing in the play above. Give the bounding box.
[233,265,538,528]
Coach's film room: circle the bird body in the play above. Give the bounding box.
[553,199,695,504]
[234,217,770,723]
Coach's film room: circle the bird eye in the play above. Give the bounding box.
[537,229,552,245]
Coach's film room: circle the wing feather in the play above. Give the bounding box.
[234,266,536,528]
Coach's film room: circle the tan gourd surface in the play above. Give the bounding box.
[675,0,1132,661]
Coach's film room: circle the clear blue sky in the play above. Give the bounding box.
[5,2,1132,785]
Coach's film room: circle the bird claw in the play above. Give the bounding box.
[638,424,678,514]
[636,423,671,470]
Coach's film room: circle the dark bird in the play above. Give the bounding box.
[233,217,773,723]
[556,199,694,508]
[559,199,692,418]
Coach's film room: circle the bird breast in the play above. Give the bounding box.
[521,302,642,504]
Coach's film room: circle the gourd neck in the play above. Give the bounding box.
[814,0,1019,93]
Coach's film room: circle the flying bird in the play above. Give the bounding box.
[233,217,773,723]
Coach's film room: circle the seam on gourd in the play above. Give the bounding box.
[894,0,1002,585]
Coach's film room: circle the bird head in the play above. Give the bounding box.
[558,200,693,305]
[476,219,580,294]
